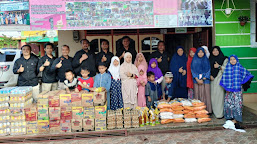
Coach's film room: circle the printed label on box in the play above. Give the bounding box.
[72,107,83,119]
[60,94,71,107]
[61,107,72,120]
[71,119,82,131]
[50,120,60,133]
[49,95,60,107]
[38,120,49,133]
[49,107,60,120]
[95,104,107,119]
[71,93,82,107]
[82,93,94,107]
[83,118,94,130]
[84,107,95,119]
[60,119,71,133]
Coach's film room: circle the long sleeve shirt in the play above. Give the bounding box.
[93,72,111,92]
[149,50,171,75]
[38,55,57,83]
[50,56,73,82]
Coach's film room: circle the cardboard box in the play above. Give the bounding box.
[71,119,82,132]
[26,121,38,134]
[71,93,82,107]
[49,95,60,107]
[83,107,95,119]
[61,107,72,120]
[38,98,49,107]
[81,92,94,107]
[93,91,106,106]
[25,107,37,121]
[38,107,49,120]
[83,118,94,131]
[95,104,107,119]
[38,91,49,99]
[95,119,107,131]
[60,119,71,133]
[72,107,83,119]
[49,107,61,120]
[50,120,60,133]
[60,94,71,107]
[37,120,49,134]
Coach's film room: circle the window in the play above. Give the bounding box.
[90,38,110,53]
[115,36,135,53]
[0,51,16,62]
[141,37,160,61]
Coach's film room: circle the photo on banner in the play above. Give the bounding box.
[0,0,30,31]
[30,0,213,30]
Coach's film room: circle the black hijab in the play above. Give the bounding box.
[209,46,227,78]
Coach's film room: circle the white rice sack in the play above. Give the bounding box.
[173,114,184,119]
[160,115,174,120]
[185,118,197,123]
[181,99,192,106]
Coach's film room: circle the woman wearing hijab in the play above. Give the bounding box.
[220,55,254,129]
[134,53,148,70]
[202,46,210,58]
[147,58,163,99]
[209,46,228,118]
[108,56,123,110]
[187,47,197,99]
[191,47,212,113]
[170,46,188,98]
[120,52,139,108]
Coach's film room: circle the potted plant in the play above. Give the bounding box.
[238,16,250,26]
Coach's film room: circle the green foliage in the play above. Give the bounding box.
[0,35,18,48]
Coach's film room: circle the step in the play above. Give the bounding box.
[244,102,257,115]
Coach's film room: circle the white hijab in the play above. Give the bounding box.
[202,46,210,58]
[108,56,120,80]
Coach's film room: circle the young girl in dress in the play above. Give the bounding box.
[147,58,163,100]
[108,56,123,110]
[136,65,147,107]
[120,52,139,109]
[187,47,197,99]
[220,55,254,129]
[191,47,212,113]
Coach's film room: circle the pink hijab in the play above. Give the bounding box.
[134,53,148,70]
[137,65,147,84]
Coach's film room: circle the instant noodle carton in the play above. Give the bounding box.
[71,119,82,132]
[38,107,49,120]
[60,94,71,107]
[49,120,61,133]
[93,89,106,106]
[60,119,71,133]
[25,107,37,121]
[26,121,38,134]
[10,121,26,135]
[83,107,94,119]
[83,118,94,131]
[49,95,60,107]
[38,91,49,99]
[61,107,72,120]
[81,92,94,107]
[37,120,49,134]
[95,118,106,131]
[95,104,107,119]
[71,93,82,107]
[72,107,83,119]
[49,107,61,120]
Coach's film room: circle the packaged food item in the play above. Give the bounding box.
[37,98,49,107]
[181,99,192,106]
[60,119,71,133]
[38,91,49,99]
[95,104,107,119]
[193,105,207,111]
[49,107,61,120]
[185,118,197,123]
[154,108,160,125]
[49,120,60,133]
[83,107,94,119]
[93,91,106,106]
[184,113,196,118]
[48,95,60,107]
[71,119,82,132]
[81,92,94,107]
[173,111,184,114]
[60,94,71,107]
[197,118,211,123]
[95,118,106,131]
[37,120,49,133]
[196,114,209,118]
[191,99,205,107]
[183,106,194,111]
[171,106,184,111]
[37,107,49,120]
[194,110,209,115]
[71,93,82,107]
[149,108,156,126]
[170,101,183,107]
[72,107,83,119]
[61,107,72,120]
[25,107,37,121]
[173,114,184,119]
[157,103,171,109]
[26,121,38,134]
[83,118,94,131]
[161,119,173,124]
[173,118,185,123]
[160,108,173,113]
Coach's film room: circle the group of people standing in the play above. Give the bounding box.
[13,36,253,129]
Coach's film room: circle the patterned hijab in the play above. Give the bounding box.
[108,56,120,80]
[220,55,254,92]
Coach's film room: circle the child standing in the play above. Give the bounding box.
[147,58,163,100]
[187,48,197,99]
[64,69,81,93]
[94,62,112,110]
[220,55,254,129]
[145,72,158,109]
[163,72,174,102]
[108,56,123,110]
[136,65,147,107]
[77,67,94,92]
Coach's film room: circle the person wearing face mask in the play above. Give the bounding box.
[209,46,228,119]
[170,46,188,99]
[191,47,211,113]
[220,55,254,130]
[13,45,39,103]
[96,40,114,70]
[72,39,96,77]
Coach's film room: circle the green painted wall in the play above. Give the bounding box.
[214,0,257,93]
